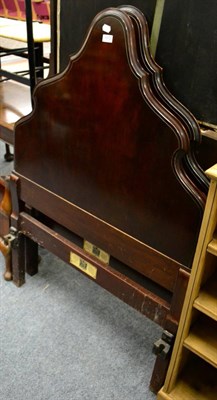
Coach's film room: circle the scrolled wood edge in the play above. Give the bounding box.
[119,5,201,142]
[118,5,208,194]
[14,7,206,211]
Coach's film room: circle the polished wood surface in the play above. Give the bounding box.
[13,174,183,291]
[194,274,217,320]
[14,9,204,276]
[0,81,31,143]
[0,175,12,280]
[119,5,208,194]
[184,317,217,368]
[9,7,211,394]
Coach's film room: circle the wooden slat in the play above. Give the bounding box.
[207,236,217,256]
[19,211,170,326]
[166,379,217,400]
[15,173,183,292]
[200,128,217,141]
[206,164,217,181]
[158,357,217,400]
[194,276,217,320]
[184,319,217,368]
[150,0,165,56]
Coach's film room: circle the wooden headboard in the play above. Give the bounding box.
[13,8,205,293]
[7,7,209,392]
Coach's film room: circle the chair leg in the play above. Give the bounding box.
[0,236,12,281]
[0,176,12,280]
[4,144,14,162]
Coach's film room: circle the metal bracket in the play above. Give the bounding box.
[3,227,19,249]
[152,330,175,360]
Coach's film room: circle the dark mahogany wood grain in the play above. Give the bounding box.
[12,173,183,292]
[10,8,208,393]
[17,211,170,326]
[14,8,203,278]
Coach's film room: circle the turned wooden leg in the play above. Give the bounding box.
[0,236,12,281]
[0,176,12,280]
[4,144,14,162]
[4,252,12,281]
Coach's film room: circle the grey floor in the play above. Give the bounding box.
[0,141,161,400]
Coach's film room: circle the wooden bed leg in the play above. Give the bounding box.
[149,268,189,392]
[25,236,39,276]
[9,174,26,286]
[10,232,39,286]
[150,330,175,393]
[149,352,171,393]
[11,231,25,287]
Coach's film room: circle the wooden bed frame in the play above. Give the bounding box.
[2,7,208,393]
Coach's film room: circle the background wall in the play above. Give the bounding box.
[55,0,217,167]
[58,0,156,70]
[156,0,217,126]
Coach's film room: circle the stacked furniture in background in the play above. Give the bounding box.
[0,80,31,159]
[0,0,51,159]
[32,0,50,22]
[2,0,50,21]
[158,163,217,399]
[1,7,212,393]
[2,0,20,18]
[0,0,51,87]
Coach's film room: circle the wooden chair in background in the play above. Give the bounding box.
[17,0,37,20]
[0,175,12,280]
[0,0,7,17]
[32,0,50,22]
[2,0,20,19]
[1,0,50,22]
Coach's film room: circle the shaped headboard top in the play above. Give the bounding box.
[14,8,205,271]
